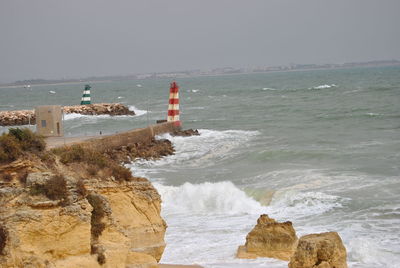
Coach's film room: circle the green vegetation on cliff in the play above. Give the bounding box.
[0,128,45,163]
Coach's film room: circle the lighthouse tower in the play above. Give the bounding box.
[80,85,91,105]
[167,81,181,127]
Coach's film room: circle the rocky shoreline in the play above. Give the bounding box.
[237,214,348,268]
[0,129,175,267]
[0,103,135,126]
[0,127,348,268]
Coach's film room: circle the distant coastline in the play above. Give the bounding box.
[1,59,399,89]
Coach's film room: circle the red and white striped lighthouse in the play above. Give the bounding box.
[167,81,181,127]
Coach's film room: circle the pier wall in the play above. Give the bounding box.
[78,122,179,152]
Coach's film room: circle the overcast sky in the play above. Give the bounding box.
[0,0,399,83]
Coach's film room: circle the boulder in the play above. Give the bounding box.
[288,232,347,268]
[170,129,200,137]
[237,214,298,261]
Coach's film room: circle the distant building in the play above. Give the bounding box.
[35,105,64,137]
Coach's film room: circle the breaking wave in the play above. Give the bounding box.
[130,129,260,169]
[310,84,338,89]
[268,190,347,219]
[154,181,264,215]
[128,105,147,116]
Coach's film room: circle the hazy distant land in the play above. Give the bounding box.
[1,59,399,88]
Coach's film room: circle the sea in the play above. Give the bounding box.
[1,66,399,268]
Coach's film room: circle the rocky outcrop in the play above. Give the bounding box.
[0,103,134,126]
[236,214,298,261]
[170,129,200,137]
[0,110,34,126]
[288,232,347,268]
[105,139,175,164]
[63,103,135,116]
[0,137,173,267]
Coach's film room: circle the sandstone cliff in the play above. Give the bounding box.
[0,130,174,268]
[236,214,298,261]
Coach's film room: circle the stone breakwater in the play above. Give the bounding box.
[0,103,135,126]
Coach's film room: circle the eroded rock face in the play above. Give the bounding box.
[0,157,166,267]
[288,232,347,268]
[237,214,298,261]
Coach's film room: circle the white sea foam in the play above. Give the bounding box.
[347,237,400,268]
[64,113,86,120]
[130,129,260,170]
[268,190,346,219]
[156,180,352,267]
[310,84,338,89]
[366,112,380,117]
[128,105,147,116]
[262,87,278,91]
[154,181,264,215]
[64,113,133,121]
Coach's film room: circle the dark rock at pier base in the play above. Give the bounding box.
[170,129,200,137]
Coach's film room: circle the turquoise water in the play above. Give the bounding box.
[1,66,400,267]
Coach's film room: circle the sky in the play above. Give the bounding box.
[0,0,399,83]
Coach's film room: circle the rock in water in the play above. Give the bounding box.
[236,214,298,261]
[170,129,200,137]
[288,232,348,268]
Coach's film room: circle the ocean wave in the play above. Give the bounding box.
[154,181,264,215]
[310,84,338,90]
[365,112,381,117]
[128,105,147,116]
[63,113,113,120]
[129,129,260,169]
[267,190,347,219]
[262,87,278,91]
[348,237,400,268]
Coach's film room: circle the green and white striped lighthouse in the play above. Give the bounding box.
[80,84,91,105]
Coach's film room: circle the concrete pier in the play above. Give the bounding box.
[45,122,180,150]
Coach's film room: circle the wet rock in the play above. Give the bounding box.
[170,129,200,137]
[237,214,298,261]
[288,232,347,268]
